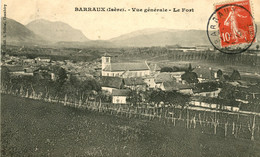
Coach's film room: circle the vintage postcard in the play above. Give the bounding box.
[1,0,260,156]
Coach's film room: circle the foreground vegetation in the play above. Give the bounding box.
[1,94,260,156]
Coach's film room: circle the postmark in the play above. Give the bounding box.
[207,0,257,54]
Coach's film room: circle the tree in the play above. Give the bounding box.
[181,71,198,83]
[195,82,221,93]
[129,89,142,106]
[56,67,67,84]
[145,90,190,107]
[187,63,193,72]
[217,69,223,78]
[51,67,68,95]
[230,70,241,81]
[1,66,10,85]
[160,67,173,72]
[172,66,180,72]
[99,90,112,103]
[61,79,78,101]
[148,90,165,105]
[218,84,238,108]
[218,84,236,98]
[256,45,259,51]
[164,91,190,108]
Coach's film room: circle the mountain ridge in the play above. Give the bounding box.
[1,17,46,45]
[26,19,89,43]
[2,18,259,48]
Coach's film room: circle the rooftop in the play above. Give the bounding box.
[162,81,192,91]
[112,89,131,96]
[101,76,123,89]
[124,77,145,86]
[5,66,24,72]
[103,62,149,72]
[193,67,214,79]
[155,73,176,83]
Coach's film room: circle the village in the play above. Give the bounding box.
[2,0,260,155]
[1,52,259,114]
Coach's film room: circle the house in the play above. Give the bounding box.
[237,85,260,100]
[68,71,94,81]
[120,69,151,78]
[160,81,193,94]
[101,54,150,77]
[112,89,131,104]
[144,77,157,88]
[6,66,34,76]
[35,57,51,63]
[6,66,25,75]
[33,68,55,80]
[193,88,221,98]
[166,45,197,52]
[101,76,124,93]
[154,73,176,88]
[193,67,215,82]
[170,71,186,82]
[148,63,161,74]
[124,77,146,90]
[5,60,16,65]
[32,65,67,81]
[190,97,240,111]
[23,59,35,64]
[23,67,35,75]
[193,82,222,97]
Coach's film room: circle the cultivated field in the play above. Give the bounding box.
[1,94,260,156]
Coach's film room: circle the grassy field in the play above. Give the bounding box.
[1,94,260,156]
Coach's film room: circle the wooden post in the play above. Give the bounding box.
[179,109,182,120]
[19,86,24,96]
[213,120,217,135]
[186,107,189,128]
[193,116,196,129]
[100,99,102,112]
[129,107,132,118]
[79,99,82,108]
[225,122,228,137]
[199,113,202,126]
[164,108,168,124]
[64,94,67,106]
[149,108,152,120]
[232,122,235,135]
[25,90,29,98]
[251,115,256,141]
[135,107,137,118]
[171,112,174,123]
[203,111,206,127]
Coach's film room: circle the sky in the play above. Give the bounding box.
[1,0,260,40]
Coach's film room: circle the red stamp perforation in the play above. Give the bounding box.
[215,0,256,47]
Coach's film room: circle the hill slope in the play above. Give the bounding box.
[1,18,45,45]
[110,29,209,47]
[26,19,89,43]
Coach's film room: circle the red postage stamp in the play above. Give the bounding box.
[215,0,256,48]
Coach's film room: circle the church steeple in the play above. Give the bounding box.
[102,53,111,70]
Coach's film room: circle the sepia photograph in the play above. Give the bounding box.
[1,0,260,156]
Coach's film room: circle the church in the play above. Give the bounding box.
[101,54,150,78]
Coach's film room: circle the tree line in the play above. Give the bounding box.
[1,66,192,107]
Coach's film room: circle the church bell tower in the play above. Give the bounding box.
[101,53,111,70]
